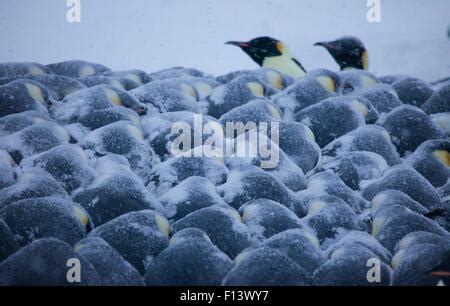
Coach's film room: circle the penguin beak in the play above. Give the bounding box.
[429,271,450,277]
[314,41,335,50]
[136,105,147,115]
[226,41,251,48]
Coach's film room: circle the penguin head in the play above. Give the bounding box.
[227,37,307,79]
[314,36,368,71]
[226,37,283,66]
[428,250,450,285]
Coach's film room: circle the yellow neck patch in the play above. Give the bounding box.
[304,125,316,142]
[362,50,369,70]
[25,83,45,104]
[264,41,306,78]
[126,73,143,85]
[79,65,96,78]
[126,124,144,141]
[397,236,413,251]
[266,70,283,90]
[372,216,386,237]
[316,76,336,92]
[246,82,265,97]
[110,80,125,90]
[433,150,450,167]
[276,41,285,53]
[27,65,45,76]
[360,75,378,88]
[129,113,141,126]
[54,125,70,142]
[195,82,214,96]
[227,208,242,223]
[263,56,306,79]
[103,88,122,106]
[302,230,320,249]
[351,99,369,117]
[181,83,197,98]
[266,104,282,120]
[391,249,405,270]
[155,214,170,238]
[371,192,387,213]
[72,206,90,227]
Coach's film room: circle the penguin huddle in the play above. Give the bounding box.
[0,48,449,286]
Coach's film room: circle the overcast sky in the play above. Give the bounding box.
[0,0,449,81]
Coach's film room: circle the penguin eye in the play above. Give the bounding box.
[350,48,360,56]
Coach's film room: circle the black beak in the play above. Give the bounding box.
[136,105,147,115]
[428,271,450,278]
[225,41,250,48]
[314,41,334,49]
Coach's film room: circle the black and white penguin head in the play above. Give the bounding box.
[315,36,368,71]
[226,36,307,78]
[226,37,284,66]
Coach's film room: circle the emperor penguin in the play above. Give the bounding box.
[226,36,307,79]
[429,250,450,285]
[314,36,369,71]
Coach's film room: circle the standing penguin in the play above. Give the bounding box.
[314,36,369,70]
[226,36,307,78]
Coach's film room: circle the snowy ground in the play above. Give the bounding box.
[0,0,449,81]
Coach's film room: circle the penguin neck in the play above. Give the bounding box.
[341,63,365,71]
[342,66,359,71]
[339,51,368,71]
[262,55,307,79]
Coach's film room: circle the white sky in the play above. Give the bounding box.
[0,0,449,81]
